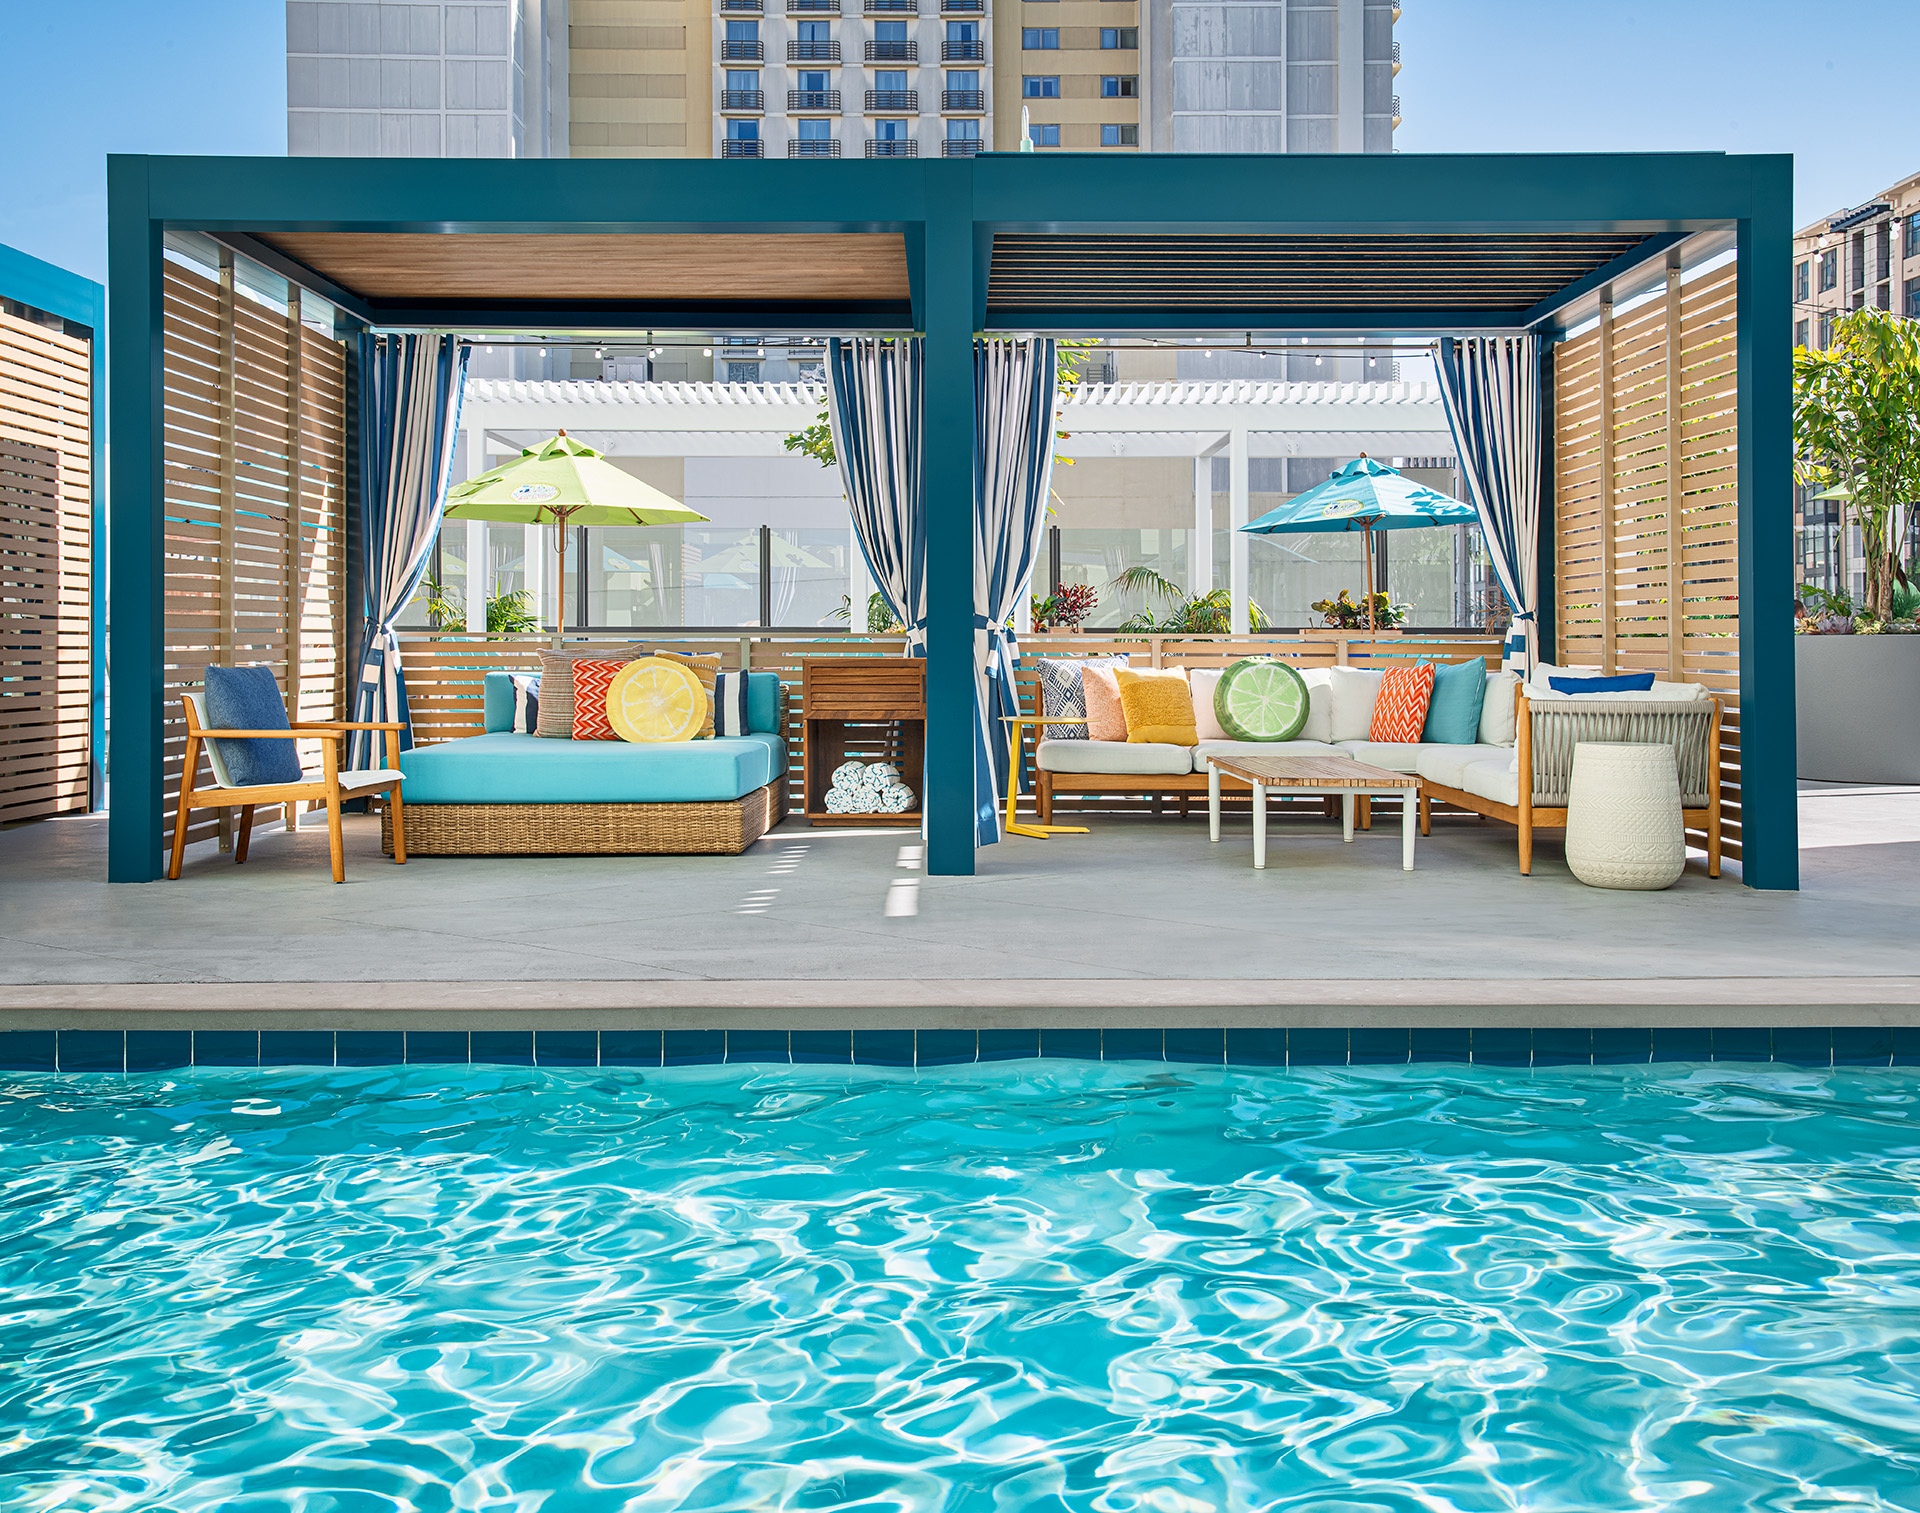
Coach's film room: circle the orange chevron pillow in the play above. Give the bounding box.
[1369,662,1436,744]
[569,658,628,741]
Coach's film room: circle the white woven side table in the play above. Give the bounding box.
[1564,743,1686,890]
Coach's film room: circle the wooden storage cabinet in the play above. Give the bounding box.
[801,658,925,826]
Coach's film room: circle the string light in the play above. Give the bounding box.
[702,347,713,357]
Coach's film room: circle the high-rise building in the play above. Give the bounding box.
[288,0,1397,160]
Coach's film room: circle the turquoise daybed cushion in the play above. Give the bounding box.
[398,731,785,805]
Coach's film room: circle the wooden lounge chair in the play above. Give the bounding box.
[169,684,407,884]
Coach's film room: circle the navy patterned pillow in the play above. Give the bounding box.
[1034,655,1129,741]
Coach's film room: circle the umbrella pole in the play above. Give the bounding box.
[552,507,570,648]
[1364,524,1377,633]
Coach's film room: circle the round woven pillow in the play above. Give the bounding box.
[1214,657,1310,742]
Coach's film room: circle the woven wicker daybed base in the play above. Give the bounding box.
[380,781,786,856]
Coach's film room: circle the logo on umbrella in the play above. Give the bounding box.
[511,483,561,503]
[1320,497,1363,517]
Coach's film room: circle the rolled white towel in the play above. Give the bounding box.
[831,761,867,790]
[880,783,917,813]
[865,762,901,787]
[823,788,853,813]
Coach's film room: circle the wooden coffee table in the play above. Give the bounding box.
[1204,751,1422,871]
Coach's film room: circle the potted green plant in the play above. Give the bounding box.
[1310,589,1408,631]
[1793,308,1920,781]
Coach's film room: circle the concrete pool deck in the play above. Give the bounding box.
[3,782,1916,1027]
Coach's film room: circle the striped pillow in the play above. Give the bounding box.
[713,670,750,737]
[569,659,629,741]
[1369,662,1437,744]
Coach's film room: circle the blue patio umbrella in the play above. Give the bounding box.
[1239,455,1478,630]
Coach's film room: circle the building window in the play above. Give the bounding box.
[945,20,978,40]
[946,118,980,140]
[875,20,907,41]
[1100,123,1137,146]
[1023,28,1059,48]
[1909,284,1920,319]
[726,361,761,383]
[1101,75,1138,98]
[1819,247,1838,291]
[946,70,978,90]
[1023,75,1059,97]
[727,120,759,140]
[1029,122,1060,147]
[1794,319,1808,348]
[726,19,758,40]
[1818,310,1835,348]
[727,70,759,92]
[1794,261,1809,302]
[1907,216,1920,258]
[1100,27,1138,48]
[874,69,908,91]
[797,19,831,40]
[875,118,910,141]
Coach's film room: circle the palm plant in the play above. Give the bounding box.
[1108,565,1268,633]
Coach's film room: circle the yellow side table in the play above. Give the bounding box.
[1000,715,1091,839]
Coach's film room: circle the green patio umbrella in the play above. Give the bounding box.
[444,431,709,641]
[1239,454,1478,630]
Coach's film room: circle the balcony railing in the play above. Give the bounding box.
[942,137,983,156]
[788,139,843,157]
[940,88,984,111]
[721,90,765,112]
[865,89,918,111]
[866,139,919,157]
[940,39,984,60]
[788,89,842,111]
[865,0,918,10]
[721,39,765,59]
[720,0,762,11]
[941,0,983,11]
[864,39,918,61]
[723,139,766,157]
[787,0,839,9]
[787,39,842,60]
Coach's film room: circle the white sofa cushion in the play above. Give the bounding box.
[1460,755,1521,807]
[1333,740,1420,774]
[1413,744,1499,789]
[1195,739,1348,767]
[1300,667,1335,743]
[1479,669,1520,746]
[1525,680,1711,704]
[1036,739,1193,776]
[1327,667,1384,742]
[1188,666,1228,741]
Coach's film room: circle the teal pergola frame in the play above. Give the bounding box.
[105,150,1796,888]
[1,241,106,813]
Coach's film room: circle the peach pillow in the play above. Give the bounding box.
[1080,663,1128,741]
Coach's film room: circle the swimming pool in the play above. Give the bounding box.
[3,1060,1917,1510]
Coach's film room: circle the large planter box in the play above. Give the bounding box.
[1796,634,1920,783]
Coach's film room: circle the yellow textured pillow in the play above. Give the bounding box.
[1114,667,1198,745]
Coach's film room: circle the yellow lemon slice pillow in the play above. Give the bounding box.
[607,657,709,743]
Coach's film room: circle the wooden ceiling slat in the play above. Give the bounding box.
[987,231,1650,314]
[255,232,911,304]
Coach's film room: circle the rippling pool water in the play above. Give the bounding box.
[4,1059,1919,1511]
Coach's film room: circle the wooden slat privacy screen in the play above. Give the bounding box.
[398,629,1506,819]
[161,258,349,849]
[0,308,92,822]
[1553,260,1741,858]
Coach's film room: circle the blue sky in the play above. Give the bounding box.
[3,0,1915,284]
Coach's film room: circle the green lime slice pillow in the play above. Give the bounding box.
[1215,658,1309,742]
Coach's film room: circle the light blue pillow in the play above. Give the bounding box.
[203,664,301,786]
[1420,657,1488,745]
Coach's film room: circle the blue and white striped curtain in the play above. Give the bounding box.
[349,334,468,768]
[827,337,927,652]
[1436,335,1542,674]
[974,338,1058,846]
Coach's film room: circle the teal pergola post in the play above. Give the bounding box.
[105,157,166,883]
[1735,155,1799,889]
[921,165,979,876]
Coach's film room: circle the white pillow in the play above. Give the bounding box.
[1526,660,1600,694]
[1188,667,1229,741]
[1528,682,1711,704]
[1479,670,1519,746]
[1300,666,1335,744]
[1327,667,1384,743]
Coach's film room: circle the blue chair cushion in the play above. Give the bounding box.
[1548,671,1656,694]
[397,731,787,804]
[1421,657,1488,745]
[203,665,301,786]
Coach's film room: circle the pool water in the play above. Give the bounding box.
[3,1060,1919,1511]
